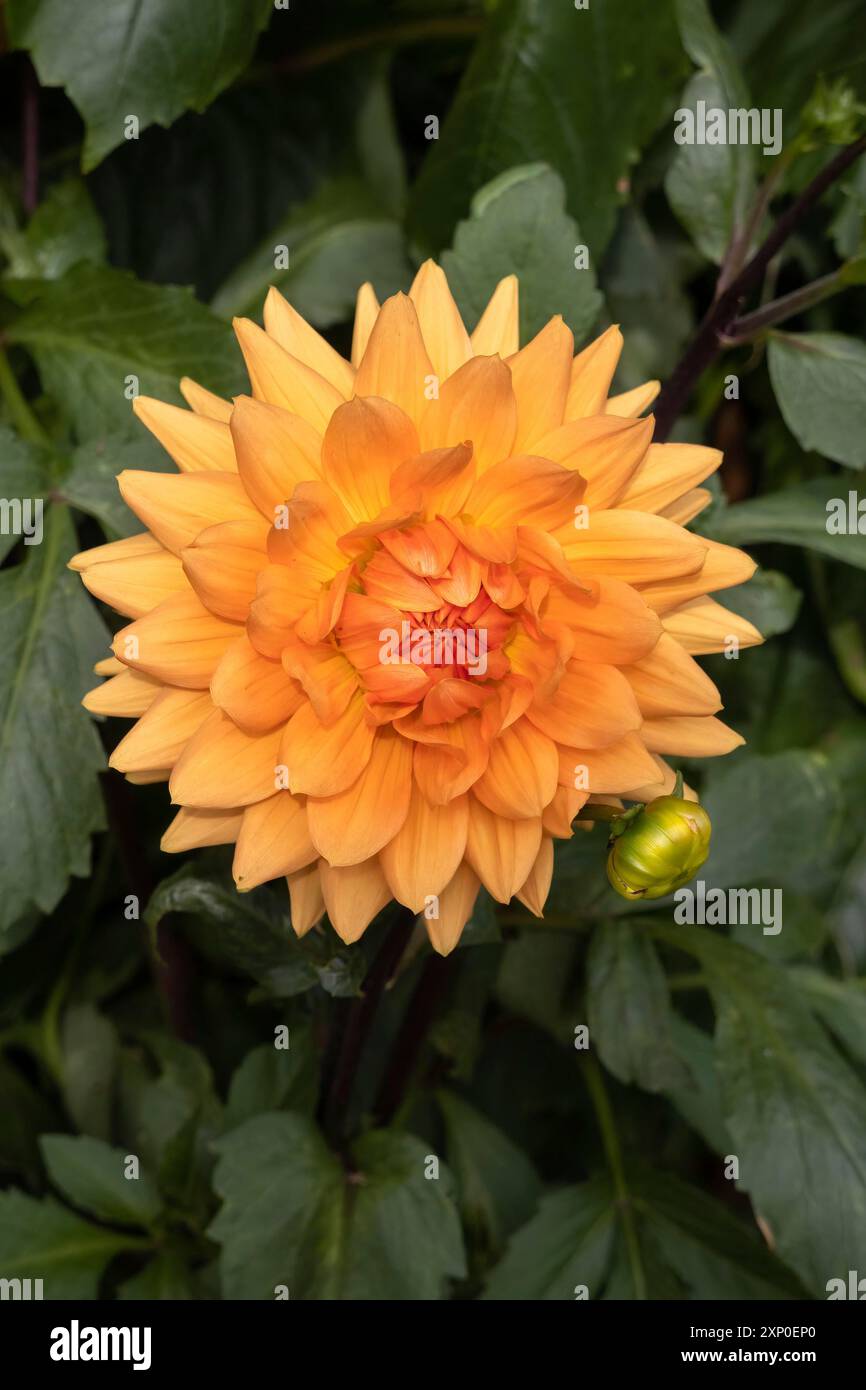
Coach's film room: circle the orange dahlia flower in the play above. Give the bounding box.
[71,263,760,953]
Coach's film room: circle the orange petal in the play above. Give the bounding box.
[319,859,391,944]
[230,395,322,520]
[474,719,558,818]
[467,454,586,533]
[233,316,343,429]
[322,395,420,522]
[70,530,162,573]
[133,396,237,473]
[543,577,662,665]
[280,693,374,796]
[287,862,325,936]
[507,317,573,451]
[233,792,317,890]
[469,275,518,358]
[403,711,490,804]
[537,414,652,508]
[211,633,304,733]
[109,689,212,773]
[622,633,721,717]
[170,709,284,808]
[113,592,239,688]
[118,470,261,555]
[263,287,355,398]
[307,726,413,866]
[542,784,589,837]
[181,518,268,621]
[81,547,187,617]
[516,835,554,916]
[559,732,661,794]
[421,354,517,475]
[660,488,713,526]
[161,806,242,851]
[639,538,757,613]
[354,292,434,428]
[425,862,480,955]
[526,661,642,748]
[380,788,468,910]
[409,260,472,381]
[565,325,623,419]
[280,635,359,724]
[465,799,542,903]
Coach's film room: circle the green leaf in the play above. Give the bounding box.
[60,1004,119,1141]
[8,263,243,441]
[665,0,756,263]
[40,1134,162,1228]
[0,1054,61,1180]
[437,1089,541,1256]
[118,1251,196,1300]
[0,509,107,937]
[210,1115,466,1299]
[495,931,580,1041]
[224,1029,319,1129]
[587,922,690,1092]
[655,926,866,1294]
[7,0,274,171]
[212,176,410,324]
[789,968,866,1067]
[440,164,602,346]
[731,0,866,116]
[1,178,106,281]
[663,1015,732,1155]
[0,1189,130,1299]
[483,1178,616,1299]
[705,475,866,570]
[721,568,802,639]
[0,427,50,562]
[408,0,687,259]
[603,205,694,387]
[768,332,866,470]
[59,432,173,539]
[145,862,365,999]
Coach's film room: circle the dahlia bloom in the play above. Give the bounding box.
[71,263,759,952]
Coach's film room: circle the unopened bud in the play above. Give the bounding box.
[606,791,711,901]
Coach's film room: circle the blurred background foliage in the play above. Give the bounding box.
[0,0,865,1301]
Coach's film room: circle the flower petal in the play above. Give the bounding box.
[287,862,325,936]
[181,518,268,621]
[319,859,390,944]
[109,688,213,773]
[465,799,542,902]
[81,546,187,617]
[469,275,518,358]
[306,726,413,865]
[230,395,322,520]
[322,395,420,522]
[280,693,374,796]
[354,292,434,428]
[474,718,559,818]
[233,316,343,429]
[211,633,304,733]
[662,596,762,654]
[409,260,472,381]
[114,592,240,688]
[641,714,744,757]
[507,317,573,451]
[170,709,284,808]
[118,470,261,555]
[565,325,623,419]
[622,633,722,717]
[380,787,468,910]
[233,792,317,890]
[133,396,237,473]
[179,377,233,422]
[263,287,355,397]
[526,661,642,748]
[161,806,243,852]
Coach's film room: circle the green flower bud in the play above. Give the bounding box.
[606,792,711,900]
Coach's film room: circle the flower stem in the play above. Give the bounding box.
[0,342,49,445]
[653,134,866,440]
[582,1054,647,1300]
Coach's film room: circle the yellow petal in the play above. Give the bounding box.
[351,282,380,368]
[181,518,268,621]
[526,661,642,748]
[133,396,237,473]
[113,592,239,688]
[82,667,162,717]
[118,470,261,555]
[537,413,653,509]
[179,377,233,422]
[622,633,721,717]
[562,510,707,584]
[617,442,721,514]
[81,547,187,617]
[565,325,623,419]
[380,788,468,911]
[641,715,744,757]
[322,395,420,522]
[355,292,435,427]
[233,792,317,890]
[69,530,163,573]
[474,719,558,818]
[319,859,391,944]
[109,689,213,773]
[470,275,518,358]
[660,488,713,526]
[605,379,660,418]
[170,709,284,808]
[507,316,573,451]
[409,260,472,381]
[94,655,125,676]
[639,538,756,613]
[420,354,517,474]
[558,732,661,794]
[662,596,762,654]
[233,316,343,430]
[230,395,322,520]
[263,286,355,397]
